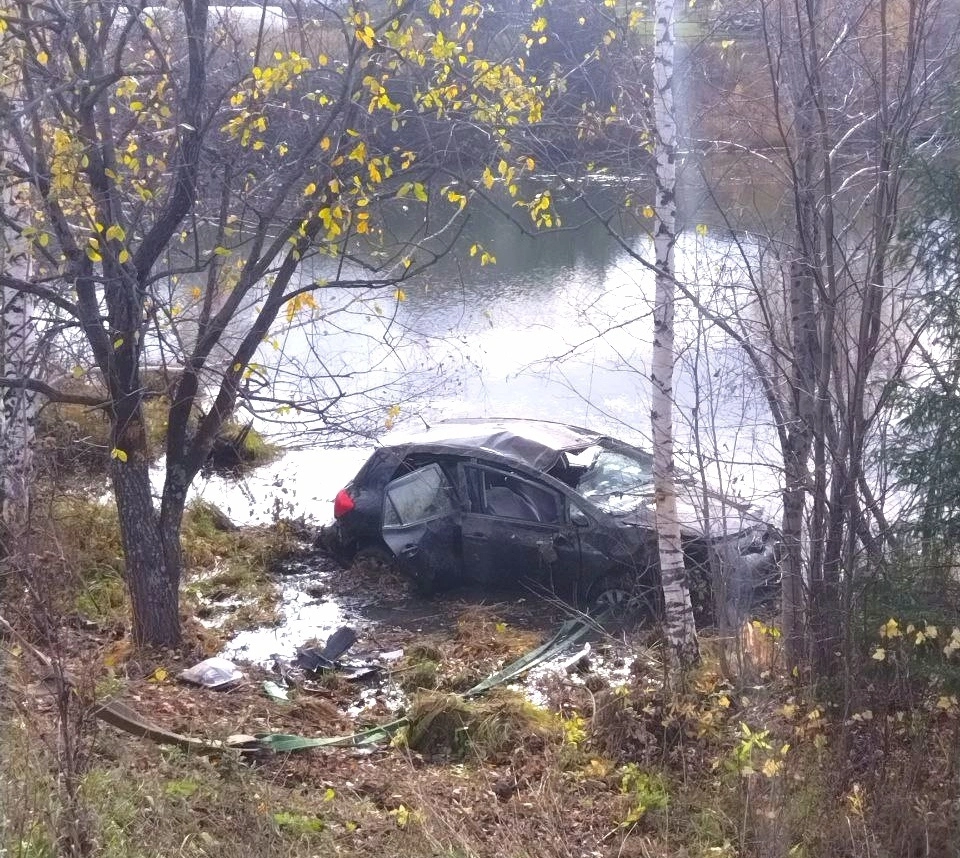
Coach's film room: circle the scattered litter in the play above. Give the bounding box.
[340,665,382,683]
[262,680,291,702]
[380,649,404,662]
[294,626,358,672]
[559,642,592,674]
[178,657,244,690]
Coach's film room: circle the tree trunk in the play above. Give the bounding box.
[0,288,39,529]
[781,448,808,667]
[652,0,698,666]
[113,459,182,648]
[1,181,40,535]
[112,398,182,647]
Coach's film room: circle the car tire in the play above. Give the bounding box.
[585,574,658,622]
[352,544,396,571]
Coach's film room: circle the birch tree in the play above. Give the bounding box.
[651,0,698,664]
[0,182,40,539]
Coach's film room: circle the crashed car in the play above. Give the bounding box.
[326,418,779,624]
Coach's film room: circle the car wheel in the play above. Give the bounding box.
[586,574,658,622]
[352,544,396,571]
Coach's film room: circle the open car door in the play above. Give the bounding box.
[381,462,462,592]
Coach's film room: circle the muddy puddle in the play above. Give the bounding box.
[218,550,652,716]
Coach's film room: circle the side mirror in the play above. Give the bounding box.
[569,506,590,527]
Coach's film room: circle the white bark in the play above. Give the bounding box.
[651,0,698,664]
[0,181,39,531]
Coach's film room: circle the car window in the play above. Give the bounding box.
[383,463,456,528]
[465,466,563,524]
[568,444,654,513]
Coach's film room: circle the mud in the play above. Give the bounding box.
[220,550,657,715]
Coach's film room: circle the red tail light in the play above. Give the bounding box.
[334,488,356,519]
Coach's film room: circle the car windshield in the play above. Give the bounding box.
[567,444,654,514]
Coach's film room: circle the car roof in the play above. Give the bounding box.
[381,418,607,471]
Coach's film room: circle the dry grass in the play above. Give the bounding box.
[5,489,960,858]
[4,612,960,858]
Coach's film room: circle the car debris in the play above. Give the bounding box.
[262,680,292,702]
[178,657,244,690]
[293,625,359,673]
[324,418,780,625]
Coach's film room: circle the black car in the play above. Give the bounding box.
[326,418,779,623]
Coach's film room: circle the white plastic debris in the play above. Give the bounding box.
[178,656,244,690]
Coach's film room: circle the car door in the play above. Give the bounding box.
[380,462,463,592]
[459,464,581,596]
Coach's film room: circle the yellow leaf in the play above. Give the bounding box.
[86,247,102,262]
[394,288,406,301]
[192,287,202,299]
[304,182,317,196]
[356,25,375,49]
[871,647,886,661]
[695,223,708,236]
[71,366,85,379]
[113,337,124,349]
[761,758,782,778]
[881,618,901,638]
[149,667,168,682]
[348,141,367,164]
[320,137,331,151]
[721,39,735,50]
[213,246,231,256]
[105,224,126,242]
[642,205,654,218]
[391,804,410,828]
[110,448,128,463]
[36,50,49,65]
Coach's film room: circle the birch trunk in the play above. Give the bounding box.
[0,183,40,537]
[651,0,698,665]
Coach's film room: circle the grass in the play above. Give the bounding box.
[36,375,277,480]
[5,605,960,858]
[20,492,296,644]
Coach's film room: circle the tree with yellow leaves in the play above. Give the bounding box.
[0,0,562,646]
